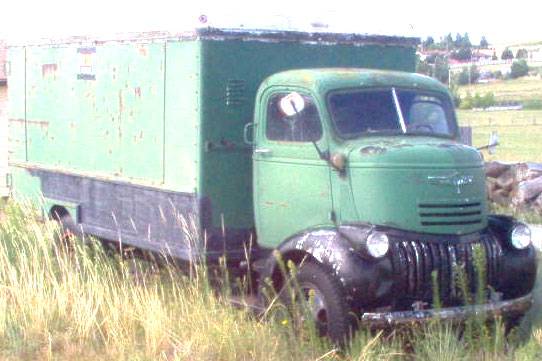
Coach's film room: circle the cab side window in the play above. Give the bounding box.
[266,92,323,142]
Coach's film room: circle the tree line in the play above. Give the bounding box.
[417,33,532,85]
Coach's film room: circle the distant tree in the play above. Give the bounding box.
[501,48,514,60]
[442,33,454,50]
[480,36,489,49]
[422,36,435,50]
[459,33,472,49]
[492,51,498,60]
[510,59,529,78]
[451,48,472,61]
[516,48,528,59]
[457,67,470,85]
[433,60,450,83]
[457,65,480,85]
[454,33,463,48]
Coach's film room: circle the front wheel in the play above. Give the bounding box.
[290,260,353,343]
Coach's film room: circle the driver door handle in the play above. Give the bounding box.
[254,148,271,154]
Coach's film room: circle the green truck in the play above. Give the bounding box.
[6,27,536,341]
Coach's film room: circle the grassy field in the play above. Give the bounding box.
[457,77,542,103]
[457,109,542,163]
[0,201,541,360]
[455,75,542,163]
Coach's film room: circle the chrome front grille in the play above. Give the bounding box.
[391,235,502,305]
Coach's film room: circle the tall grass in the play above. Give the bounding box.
[0,200,541,360]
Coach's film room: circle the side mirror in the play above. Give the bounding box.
[488,131,499,155]
[477,130,499,154]
[279,91,305,116]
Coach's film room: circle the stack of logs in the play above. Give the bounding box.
[486,161,542,210]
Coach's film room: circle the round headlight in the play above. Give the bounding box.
[366,232,389,258]
[511,223,531,250]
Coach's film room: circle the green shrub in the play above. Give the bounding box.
[523,99,542,110]
[459,91,496,109]
[510,60,530,79]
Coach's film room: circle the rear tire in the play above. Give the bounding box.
[52,211,84,255]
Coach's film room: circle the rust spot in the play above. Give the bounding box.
[360,146,387,156]
[264,201,290,207]
[138,46,147,57]
[119,91,124,114]
[42,64,58,78]
[134,87,141,98]
[9,118,49,127]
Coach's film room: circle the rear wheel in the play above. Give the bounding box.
[51,209,83,255]
[287,260,353,344]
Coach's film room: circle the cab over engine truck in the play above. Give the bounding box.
[6,27,536,341]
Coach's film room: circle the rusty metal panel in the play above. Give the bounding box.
[163,41,200,192]
[24,42,166,183]
[7,47,26,162]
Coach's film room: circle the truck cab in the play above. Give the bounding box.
[251,69,536,340]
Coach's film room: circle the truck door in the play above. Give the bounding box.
[254,90,333,248]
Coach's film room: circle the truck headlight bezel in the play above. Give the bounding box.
[510,223,532,250]
[365,231,390,258]
[339,226,390,259]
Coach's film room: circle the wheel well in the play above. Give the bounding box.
[49,206,71,222]
[270,250,317,292]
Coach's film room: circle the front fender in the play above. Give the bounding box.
[488,215,537,298]
[260,227,395,308]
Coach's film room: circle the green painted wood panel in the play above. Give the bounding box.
[24,43,166,182]
[163,41,200,192]
[7,47,27,162]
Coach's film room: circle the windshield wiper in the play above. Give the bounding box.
[391,87,407,134]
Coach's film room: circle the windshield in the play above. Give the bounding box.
[328,88,457,139]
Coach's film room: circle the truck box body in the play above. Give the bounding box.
[8,29,417,261]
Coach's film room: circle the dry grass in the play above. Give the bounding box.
[0,200,541,360]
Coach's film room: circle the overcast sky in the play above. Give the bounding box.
[0,0,538,45]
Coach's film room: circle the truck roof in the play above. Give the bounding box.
[260,68,449,95]
[7,27,419,48]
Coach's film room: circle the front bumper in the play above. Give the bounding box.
[361,293,533,328]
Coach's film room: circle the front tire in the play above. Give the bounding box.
[291,260,353,343]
